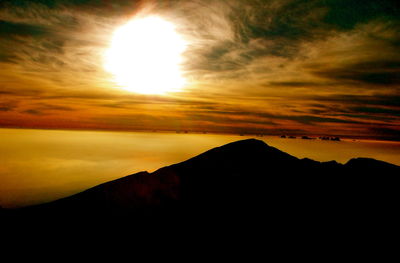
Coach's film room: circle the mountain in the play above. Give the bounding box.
[1,139,396,260]
[14,139,398,224]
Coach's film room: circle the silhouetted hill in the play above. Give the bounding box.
[4,139,400,231]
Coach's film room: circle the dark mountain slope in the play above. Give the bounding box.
[19,138,399,222]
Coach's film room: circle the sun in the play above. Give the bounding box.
[104,16,188,95]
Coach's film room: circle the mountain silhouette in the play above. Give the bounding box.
[10,138,396,223]
[1,138,397,253]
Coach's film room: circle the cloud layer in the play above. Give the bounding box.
[0,0,399,139]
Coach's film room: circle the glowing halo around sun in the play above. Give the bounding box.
[104,16,188,95]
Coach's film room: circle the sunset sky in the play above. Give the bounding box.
[0,0,399,140]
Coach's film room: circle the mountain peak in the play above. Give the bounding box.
[173,138,298,172]
[202,138,270,153]
[222,138,268,146]
[15,138,399,221]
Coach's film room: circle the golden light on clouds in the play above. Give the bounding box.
[1,1,399,140]
[104,16,188,95]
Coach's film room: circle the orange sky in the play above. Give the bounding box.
[1,0,399,140]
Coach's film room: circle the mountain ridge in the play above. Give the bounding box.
[5,138,399,225]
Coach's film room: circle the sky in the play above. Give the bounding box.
[0,0,399,140]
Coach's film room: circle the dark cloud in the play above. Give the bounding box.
[313,94,400,108]
[34,103,76,112]
[310,62,400,85]
[304,95,400,124]
[189,112,278,126]
[0,0,132,9]
[350,107,400,116]
[0,106,13,111]
[0,20,49,37]
[0,54,16,62]
[322,0,400,30]
[189,108,363,126]
[23,109,44,115]
[283,115,362,125]
[368,126,400,141]
[242,0,326,40]
[0,100,19,112]
[266,81,329,87]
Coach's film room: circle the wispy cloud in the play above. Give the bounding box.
[0,0,399,139]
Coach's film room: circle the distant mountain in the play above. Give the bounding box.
[15,138,398,224]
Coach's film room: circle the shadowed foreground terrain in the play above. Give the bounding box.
[2,139,399,233]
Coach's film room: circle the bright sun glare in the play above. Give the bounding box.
[104,16,187,94]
